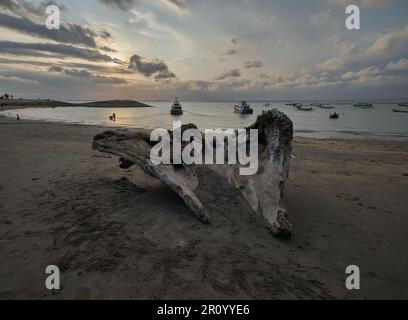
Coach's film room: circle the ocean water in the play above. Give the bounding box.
[1,101,408,140]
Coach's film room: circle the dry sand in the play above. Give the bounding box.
[0,116,407,300]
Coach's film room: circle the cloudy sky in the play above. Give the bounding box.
[0,0,407,100]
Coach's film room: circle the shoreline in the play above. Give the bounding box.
[1,114,406,142]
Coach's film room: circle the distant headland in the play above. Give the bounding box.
[0,97,154,111]
[79,100,154,108]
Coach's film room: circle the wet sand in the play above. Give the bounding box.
[0,116,407,299]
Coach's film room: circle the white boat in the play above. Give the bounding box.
[398,102,408,107]
[297,105,313,111]
[292,104,313,111]
[319,103,335,109]
[354,102,373,108]
[234,101,253,114]
[393,109,408,113]
[310,103,334,109]
[170,98,183,115]
[286,103,302,108]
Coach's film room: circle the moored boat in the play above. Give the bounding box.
[393,109,408,113]
[398,102,408,107]
[330,112,339,119]
[286,103,302,108]
[319,103,335,109]
[354,102,373,108]
[170,97,183,115]
[234,100,253,114]
[296,104,313,111]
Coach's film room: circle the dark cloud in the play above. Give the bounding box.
[216,69,241,80]
[0,0,66,22]
[46,62,130,75]
[0,0,19,11]
[186,80,218,91]
[0,73,38,84]
[244,60,263,68]
[225,49,237,55]
[98,0,187,12]
[100,46,117,53]
[48,65,64,72]
[0,12,98,48]
[258,72,273,79]
[0,1,112,50]
[164,0,187,11]
[0,41,117,62]
[153,70,177,80]
[0,57,132,76]
[0,57,51,67]
[49,66,127,84]
[128,54,176,80]
[60,62,132,74]
[99,30,113,40]
[98,0,136,11]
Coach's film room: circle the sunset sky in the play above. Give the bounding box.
[0,0,407,100]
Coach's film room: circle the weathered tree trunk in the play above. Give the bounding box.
[93,109,293,239]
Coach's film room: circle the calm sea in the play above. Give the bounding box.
[2,101,408,140]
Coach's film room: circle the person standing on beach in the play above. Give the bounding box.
[17,115,20,121]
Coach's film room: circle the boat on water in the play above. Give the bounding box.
[264,102,271,107]
[286,103,302,108]
[330,112,339,119]
[319,103,335,109]
[310,103,334,109]
[295,104,313,111]
[393,109,408,113]
[398,102,408,107]
[170,97,183,115]
[234,100,253,114]
[354,102,373,108]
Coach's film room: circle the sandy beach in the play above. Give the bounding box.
[0,115,407,300]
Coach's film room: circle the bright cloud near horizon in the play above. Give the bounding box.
[0,0,407,100]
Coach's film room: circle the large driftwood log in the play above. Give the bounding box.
[93,109,293,239]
